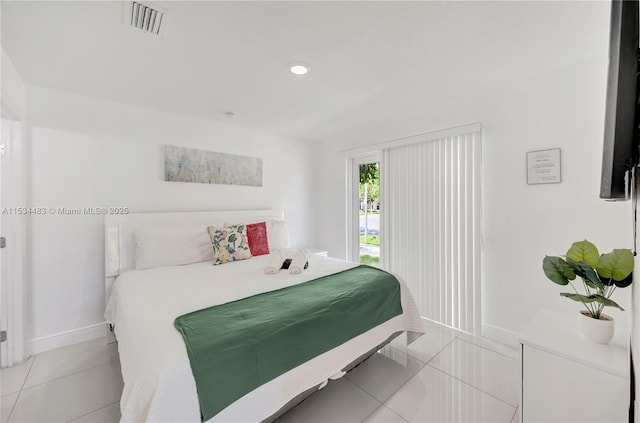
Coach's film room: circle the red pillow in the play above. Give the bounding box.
[246,222,270,256]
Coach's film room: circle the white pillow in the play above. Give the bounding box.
[266,220,290,250]
[134,223,222,270]
[224,219,290,251]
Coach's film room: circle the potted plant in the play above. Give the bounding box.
[542,240,633,344]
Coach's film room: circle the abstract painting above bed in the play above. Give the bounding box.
[164,145,263,186]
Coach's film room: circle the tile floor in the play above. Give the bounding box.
[1,319,520,422]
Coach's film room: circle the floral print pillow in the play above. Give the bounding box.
[208,224,252,265]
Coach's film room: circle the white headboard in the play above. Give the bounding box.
[104,209,284,306]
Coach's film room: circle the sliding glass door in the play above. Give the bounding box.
[347,125,481,333]
[384,127,482,333]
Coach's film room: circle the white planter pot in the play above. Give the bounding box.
[579,311,614,344]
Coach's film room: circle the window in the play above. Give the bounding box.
[348,154,382,267]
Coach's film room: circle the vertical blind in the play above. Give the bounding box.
[383,127,481,333]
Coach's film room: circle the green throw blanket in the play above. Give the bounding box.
[174,265,403,421]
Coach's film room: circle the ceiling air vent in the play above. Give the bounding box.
[126,2,165,35]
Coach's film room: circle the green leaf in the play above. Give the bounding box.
[565,258,586,279]
[359,163,379,185]
[566,240,599,268]
[614,272,633,288]
[597,249,634,281]
[560,292,598,303]
[560,293,625,311]
[591,294,625,311]
[228,233,237,243]
[577,261,604,290]
[566,258,593,287]
[543,256,575,285]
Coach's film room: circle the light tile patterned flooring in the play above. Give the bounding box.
[1,320,520,422]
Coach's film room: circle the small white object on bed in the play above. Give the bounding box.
[104,210,425,423]
[264,250,286,275]
[289,248,308,274]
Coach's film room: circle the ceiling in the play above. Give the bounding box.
[1,1,609,144]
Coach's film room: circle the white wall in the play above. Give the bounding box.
[25,86,314,344]
[313,30,633,342]
[1,48,26,118]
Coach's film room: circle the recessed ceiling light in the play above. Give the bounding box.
[290,64,309,76]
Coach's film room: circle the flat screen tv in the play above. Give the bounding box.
[601,0,640,200]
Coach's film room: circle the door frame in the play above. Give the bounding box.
[346,152,382,265]
[0,114,26,367]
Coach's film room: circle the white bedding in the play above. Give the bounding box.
[105,254,425,422]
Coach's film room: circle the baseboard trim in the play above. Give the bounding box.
[482,323,520,348]
[27,322,107,356]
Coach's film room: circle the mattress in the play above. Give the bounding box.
[105,254,425,422]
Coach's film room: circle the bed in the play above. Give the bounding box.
[104,209,426,422]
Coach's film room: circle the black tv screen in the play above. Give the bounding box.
[601,0,639,200]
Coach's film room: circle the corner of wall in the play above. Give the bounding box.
[1,48,27,119]
[481,322,520,349]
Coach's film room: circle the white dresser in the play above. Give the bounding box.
[519,310,629,423]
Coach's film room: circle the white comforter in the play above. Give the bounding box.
[105,255,425,422]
